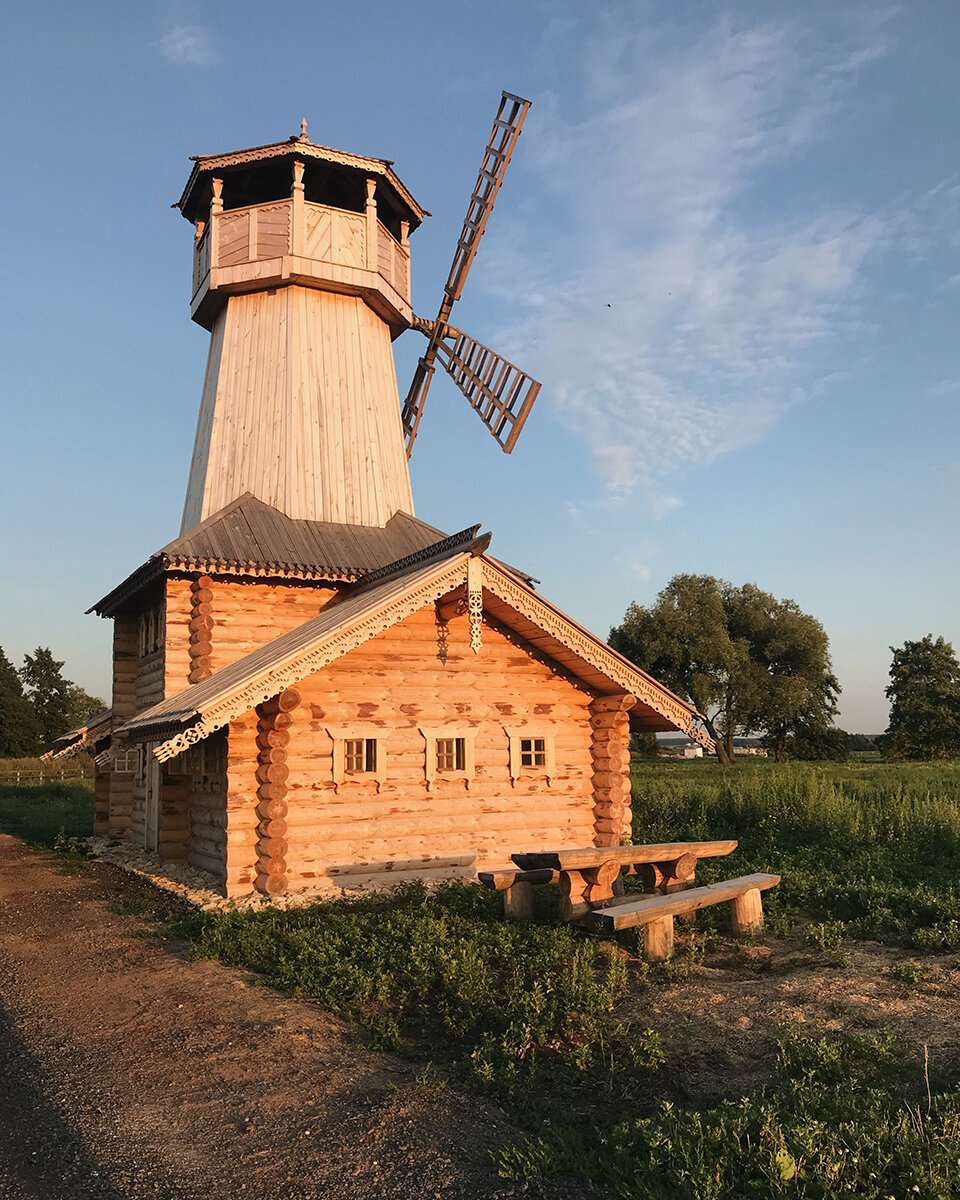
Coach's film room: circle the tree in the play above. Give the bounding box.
[0,646,39,756]
[630,731,660,759]
[877,635,960,760]
[64,683,107,732]
[785,722,849,761]
[610,574,839,763]
[19,647,72,753]
[846,733,876,753]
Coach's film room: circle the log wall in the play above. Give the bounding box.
[222,605,603,894]
[165,575,337,694]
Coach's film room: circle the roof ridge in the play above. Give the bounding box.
[359,525,483,587]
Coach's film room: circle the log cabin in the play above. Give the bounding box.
[55,114,711,898]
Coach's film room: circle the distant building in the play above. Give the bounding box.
[683,744,703,759]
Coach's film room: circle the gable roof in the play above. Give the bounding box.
[117,534,708,761]
[40,708,113,760]
[88,495,455,617]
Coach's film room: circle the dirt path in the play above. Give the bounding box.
[0,835,588,1200]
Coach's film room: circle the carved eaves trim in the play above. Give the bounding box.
[151,555,472,761]
[479,562,710,747]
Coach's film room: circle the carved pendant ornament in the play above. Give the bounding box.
[467,557,484,654]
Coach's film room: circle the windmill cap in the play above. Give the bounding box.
[174,134,429,229]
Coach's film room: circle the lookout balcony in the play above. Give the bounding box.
[179,131,428,335]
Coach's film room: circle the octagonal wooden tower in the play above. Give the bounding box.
[177,125,427,531]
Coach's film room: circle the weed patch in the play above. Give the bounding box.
[496,1030,960,1198]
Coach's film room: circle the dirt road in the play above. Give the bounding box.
[0,835,587,1200]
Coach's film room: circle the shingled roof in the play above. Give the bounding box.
[88,495,452,617]
[117,532,708,762]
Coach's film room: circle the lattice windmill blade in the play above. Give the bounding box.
[433,326,540,453]
[443,91,531,305]
[402,91,532,456]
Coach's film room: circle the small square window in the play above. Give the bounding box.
[436,737,466,773]
[345,738,377,774]
[505,729,556,785]
[520,737,547,769]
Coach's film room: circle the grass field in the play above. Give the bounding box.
[4,762,960,1196]
[0,779,93,845]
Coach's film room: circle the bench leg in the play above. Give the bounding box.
[503,880,533,920]
[558,870,590,922]
[730,887,763,936]
[643,916,674,962]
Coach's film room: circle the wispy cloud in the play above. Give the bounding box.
[158,24,216,67]
[477,7,899,508]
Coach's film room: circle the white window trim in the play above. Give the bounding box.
[419,727,477,789]
[503,727,557,786]
[326,727,387,792]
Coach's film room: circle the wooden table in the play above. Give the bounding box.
[503,840,738,921]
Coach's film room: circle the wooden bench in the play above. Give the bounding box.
[589,872,781,961]
[479,840,738,921]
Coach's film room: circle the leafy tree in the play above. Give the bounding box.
[0,646,39,756]
[610,574,839,763]
[846,733,876,753]
[64,683,107,731]
[784,722,849,761]
[630,731,660,759]
[19,647,72,752]
[877,635,960,760]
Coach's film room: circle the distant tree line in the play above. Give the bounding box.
[0,646,105,757]
[611,574,960,763]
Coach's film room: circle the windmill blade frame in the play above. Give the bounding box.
[401,91,532,456]
[433,326,540,453]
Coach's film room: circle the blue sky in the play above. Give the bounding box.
[1,1,958,733]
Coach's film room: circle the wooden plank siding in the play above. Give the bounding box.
[180,287,415,531]
[220,605,601,895]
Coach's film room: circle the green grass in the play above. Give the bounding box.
[631,759,960,951]
[0,780,94,846]
[12,762,960,1196]
[497,1028,960,1199]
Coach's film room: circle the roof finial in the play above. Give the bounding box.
[299,118,308,141]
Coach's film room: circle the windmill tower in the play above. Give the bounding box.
[176,94,540,536]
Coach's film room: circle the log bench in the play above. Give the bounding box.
[479,843,779,962]
[479,841,738,923]
[589,872,781,961]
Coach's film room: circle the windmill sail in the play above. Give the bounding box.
[444,92,531,304]
[434,327,540,452]
[402,92,533,455]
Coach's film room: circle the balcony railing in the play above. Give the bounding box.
[192,198,410,305]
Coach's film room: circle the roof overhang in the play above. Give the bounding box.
[41,709,113,760]
[116,539,708,761]
[176,137,429,229]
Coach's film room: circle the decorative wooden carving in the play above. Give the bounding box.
[467,557,483,654]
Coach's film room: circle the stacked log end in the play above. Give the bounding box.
[253,689,300,896]
[188,575,214,684]
[590,695,634,847]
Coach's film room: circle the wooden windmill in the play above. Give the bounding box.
[175,92,539,537]
[66,90,707,902]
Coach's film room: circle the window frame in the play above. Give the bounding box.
[504,727,557,785]
[419,727,476,789]
[326,727,387,791]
